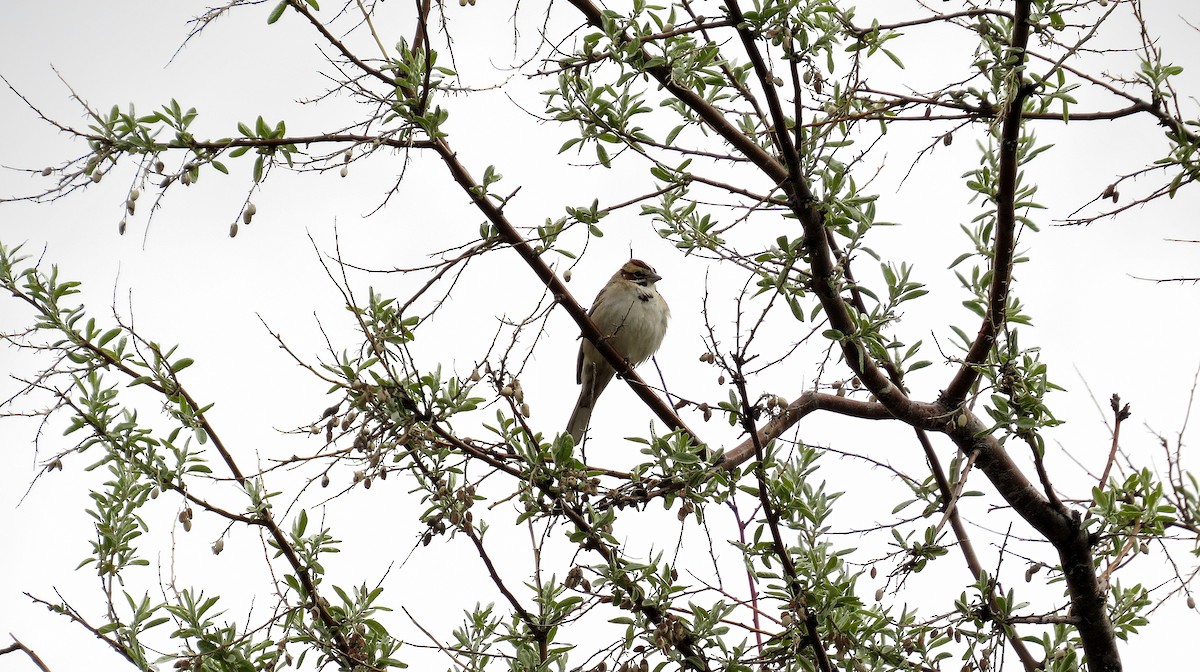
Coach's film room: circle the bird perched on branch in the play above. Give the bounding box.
[567,259,670,445]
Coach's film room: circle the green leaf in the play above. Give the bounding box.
[171,357,195,373]
[267,0,288,24]
[97,328,122,347]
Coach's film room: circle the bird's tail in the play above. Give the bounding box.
[567,366,613,445]
[566,390,594,445]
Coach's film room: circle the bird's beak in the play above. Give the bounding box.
[648,270,662,282]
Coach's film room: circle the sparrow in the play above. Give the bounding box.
[567,259,670,444]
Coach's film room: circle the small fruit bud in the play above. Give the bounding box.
[564,269,573,282]
[500,385,514,397]
[91,170,104,183]
[119,219,127,235]
[875,588,885,601]
[1188,595,1196,610]
[212,538,225,555]
[182,518,192,532]
[229,222,239,238]
[155,160,166,173]
[470,368,482,382]
[520,403,531,418]
[130,188,140,201]
[340,165,349,178]
[942,133,953,147]
[321,474,330,488]
[126,199,136,215]
[870,565,877,579]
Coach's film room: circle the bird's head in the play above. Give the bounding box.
[619,259,662,287]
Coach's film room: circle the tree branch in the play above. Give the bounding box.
[0,638,53,672]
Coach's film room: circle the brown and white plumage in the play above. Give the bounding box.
[567,259,670,444]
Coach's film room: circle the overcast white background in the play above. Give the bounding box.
[2,1,1199,669]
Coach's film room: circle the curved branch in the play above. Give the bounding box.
[0,639,52,672]
[941,0,1037,406]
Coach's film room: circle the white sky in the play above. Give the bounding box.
[2,1,1199,670]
